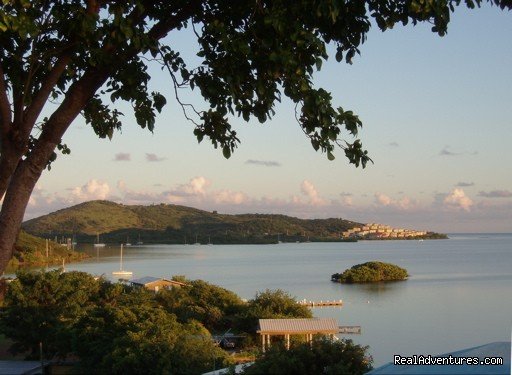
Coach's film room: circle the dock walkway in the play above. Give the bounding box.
[298,299,343,307]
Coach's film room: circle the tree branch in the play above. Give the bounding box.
[28,1,202,158]
[147,1,201,41]
[0,62,11,133]
[23,53,72,130]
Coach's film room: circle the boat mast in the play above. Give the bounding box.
[119,243,123,271]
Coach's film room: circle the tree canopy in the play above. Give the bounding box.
[156,277,246,332]
[0,271,318,371]
[243,338,373,375]
[331,261,409,283]
[0,270,231,373]
[0,0,510,273]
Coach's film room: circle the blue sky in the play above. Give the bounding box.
[25,4,512,233]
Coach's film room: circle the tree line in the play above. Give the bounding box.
[0,270,373,374]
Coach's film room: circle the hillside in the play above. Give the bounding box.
[7,231,88,272]
[22,200,363,244]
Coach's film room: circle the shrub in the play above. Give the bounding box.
[332,261,408,283]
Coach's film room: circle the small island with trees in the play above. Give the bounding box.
[331,261,409,283]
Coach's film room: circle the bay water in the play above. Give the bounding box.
[61,233,512,366]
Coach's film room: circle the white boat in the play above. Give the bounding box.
[93,233,106,248]
[136,234,143,245]
[112,244,132,277]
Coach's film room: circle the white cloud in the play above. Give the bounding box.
[300,180,326,206]
[211,190,249,205]
[341,196,353,206]
[375,193,392,206]
[71,179,111,201]
[443,188,473,211]
[373,193,420,211]
[117,180,127,192]
[168,176,211,198]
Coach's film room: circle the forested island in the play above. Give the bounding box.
[22,200,445,245]
[331,261,409,283]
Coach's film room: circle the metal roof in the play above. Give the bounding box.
[257,318,339,334]
[0,361,45,375]
[130,276,160,285]
[130,276,188,287]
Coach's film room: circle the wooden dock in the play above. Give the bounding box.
[298,299,343,307]
[338,325,361,334]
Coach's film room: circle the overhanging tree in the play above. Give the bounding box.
[0,0,510,273]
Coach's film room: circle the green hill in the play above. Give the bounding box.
[7,231,88,272]
[22,200,362,244]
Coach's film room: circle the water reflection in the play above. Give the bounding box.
[20,235,512,367]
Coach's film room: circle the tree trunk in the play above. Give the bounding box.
[0,153,19,201]
[0,67,111,274]
[0,161,44,273]
[0,129,64,272]
[0,129,26,200]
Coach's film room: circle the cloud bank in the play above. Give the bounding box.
[114,153,131,161]
[146,153,166,162]
[23,179,512,233]
[245,159,281,167]
[478,190,512,198]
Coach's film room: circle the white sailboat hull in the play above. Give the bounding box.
[112,243,132,277]
[112,271,133,277]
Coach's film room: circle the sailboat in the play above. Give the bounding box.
[136,234,143,245]
[112,244,132,277]
[93,233,106,248]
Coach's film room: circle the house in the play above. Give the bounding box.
[130,276,187,292]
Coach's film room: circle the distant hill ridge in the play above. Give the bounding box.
[22,200,364,244]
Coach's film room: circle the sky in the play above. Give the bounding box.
[24,4,512,233]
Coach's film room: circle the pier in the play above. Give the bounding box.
[298,299,343,307]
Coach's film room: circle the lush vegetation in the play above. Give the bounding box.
[0,270,316,373]
[156,280,312,339]
[155,276,247,332]
[243,338,372,374]
[7,231,87,272]
[22,200,362,244]
[331,261,408,283]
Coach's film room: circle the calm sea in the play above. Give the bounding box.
[58,234,512,366]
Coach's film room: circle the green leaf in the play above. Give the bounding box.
[222,146,231,159]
